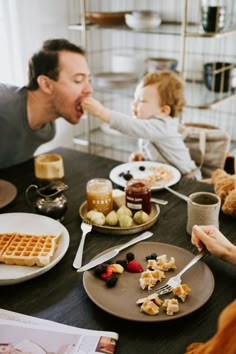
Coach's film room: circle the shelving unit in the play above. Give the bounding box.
[68,0,236,159]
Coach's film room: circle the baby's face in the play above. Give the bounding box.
[132,84,161,119]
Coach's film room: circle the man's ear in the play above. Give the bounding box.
[37,75,53,94]
[160,105,171,116]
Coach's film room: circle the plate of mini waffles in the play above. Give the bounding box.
[83,242,214,322]
[0,212,69,285]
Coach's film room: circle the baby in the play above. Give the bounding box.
[81,71,199,177]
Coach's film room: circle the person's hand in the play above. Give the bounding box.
[128,152,144,162]
[81,97,111,123]
[191,225,236,264]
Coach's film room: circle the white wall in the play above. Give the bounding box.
[0,0,75,155]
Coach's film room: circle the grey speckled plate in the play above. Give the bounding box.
[83,242,214,322]
[0,180,17,208]
[79,201,160,235]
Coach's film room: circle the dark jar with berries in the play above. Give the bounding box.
[125,179,151,214]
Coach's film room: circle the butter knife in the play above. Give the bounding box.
[77,231,153,272]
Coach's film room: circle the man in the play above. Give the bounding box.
[0,38,92,169]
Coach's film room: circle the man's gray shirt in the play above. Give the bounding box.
[0,83,55,169]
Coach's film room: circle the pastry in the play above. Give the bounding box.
[172,283,191,302]
[140,299,160,315]
[162,298,179,316]
[222,189,236,218]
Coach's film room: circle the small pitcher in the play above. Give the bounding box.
[26,181,69,221]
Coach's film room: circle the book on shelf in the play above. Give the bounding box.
[0,309,118,354]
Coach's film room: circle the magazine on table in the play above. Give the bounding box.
[0,309,118,354]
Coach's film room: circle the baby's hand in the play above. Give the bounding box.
[128,152,144,162]
[81,97,111,123]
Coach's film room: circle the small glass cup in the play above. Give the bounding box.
[34,153,64,185]
[125,179,151,214]
[86,178,113,215]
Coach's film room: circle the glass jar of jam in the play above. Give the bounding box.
[125,179,151,214]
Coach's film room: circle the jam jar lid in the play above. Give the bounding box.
[125,179,150,192]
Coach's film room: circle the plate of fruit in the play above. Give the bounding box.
[79,202,160,235]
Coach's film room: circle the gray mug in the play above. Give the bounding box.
[187,192,221,235]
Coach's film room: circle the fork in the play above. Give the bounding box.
[73,221,92,269]
[154,249,206,296]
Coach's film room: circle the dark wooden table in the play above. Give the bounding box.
[0,147,235,354]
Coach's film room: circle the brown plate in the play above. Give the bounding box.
[83,242,214,322]
[0,180,17,208]
[79,202,160,235]
[93,72,138,89]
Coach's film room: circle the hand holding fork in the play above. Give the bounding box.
[73,221,92,269]
[153,249,207,296]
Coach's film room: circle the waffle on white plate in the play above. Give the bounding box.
[0,233,60,267]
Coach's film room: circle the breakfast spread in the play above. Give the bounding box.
[0,233,60,267]
[212,169,236,218]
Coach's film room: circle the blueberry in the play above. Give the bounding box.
[145,253,158,261]
[126,252,135,262]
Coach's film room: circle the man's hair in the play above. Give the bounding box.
[27,38,85,90]
[141,71,186,117]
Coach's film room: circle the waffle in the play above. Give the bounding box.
[0,233,60,267]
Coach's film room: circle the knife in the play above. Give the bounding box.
[77,231,153,272]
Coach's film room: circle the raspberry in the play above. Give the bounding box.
[126,259,143,273]
[100,265,114,279]
[94,263,108,277]
[106,274,118,288]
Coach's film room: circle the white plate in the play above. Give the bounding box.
[109,161,181,190]
[0,213,70,285]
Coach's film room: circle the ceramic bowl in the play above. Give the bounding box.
[145,57,178,72]
[125,12,161,30]
[85,11,128,26]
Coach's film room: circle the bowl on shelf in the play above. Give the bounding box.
[125,11,161,30]
[145,57,178,72]
[85,11,129,26]
[203,62,236,93]
[92,72,138,89]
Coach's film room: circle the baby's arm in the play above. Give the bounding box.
[81,97,111,123]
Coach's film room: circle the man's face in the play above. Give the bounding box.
[51,51,93,124]
[132,84,161,119]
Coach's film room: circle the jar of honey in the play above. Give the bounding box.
[86,178,113,215]
[125,179,151,214]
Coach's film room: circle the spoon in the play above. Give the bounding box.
[164,186,189,202]
[151,197,168,205]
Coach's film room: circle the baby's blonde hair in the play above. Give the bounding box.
[141,71,185,117]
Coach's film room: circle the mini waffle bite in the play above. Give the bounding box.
[0,233,60,267]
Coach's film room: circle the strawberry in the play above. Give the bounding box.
[126,260,143,273]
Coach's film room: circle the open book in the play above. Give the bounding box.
[0,309,118,354]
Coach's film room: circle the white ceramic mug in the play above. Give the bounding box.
[187,192,221,235]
